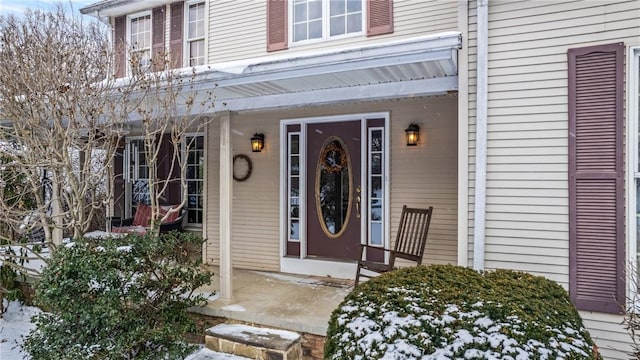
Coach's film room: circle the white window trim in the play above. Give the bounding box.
[183,0,208,67]
[183,133,205,227]
[288,0,366,47]
[126,10,152,76]
[367,126,385,247]
[627,46,640,300]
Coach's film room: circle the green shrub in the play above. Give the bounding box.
[326,265,601,360]
[22,232,213,360]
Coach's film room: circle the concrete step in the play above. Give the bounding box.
[205,323,302,360]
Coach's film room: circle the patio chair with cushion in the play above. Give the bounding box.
[355,205,433,286]
[110,203,184,235]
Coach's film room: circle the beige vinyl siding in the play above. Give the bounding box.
[208,0,458,63]
[205,114,281,271]
[473,0,640,284]
[466,1,640,358]
[581,311,633,358]
[389,96,458,266]
[209,0,265,63]
[205,96,458,271]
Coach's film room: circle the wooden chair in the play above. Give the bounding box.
[355,205,433,286]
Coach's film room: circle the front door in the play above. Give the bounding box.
[306,121,362,260]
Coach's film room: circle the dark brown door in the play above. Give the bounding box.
[306,121,362,260]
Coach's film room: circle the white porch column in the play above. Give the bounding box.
[219,111,234,301]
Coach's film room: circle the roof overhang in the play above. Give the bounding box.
[80,0,166,18]
[184,32,461,114]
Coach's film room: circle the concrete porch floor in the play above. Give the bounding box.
[191,267,354,336]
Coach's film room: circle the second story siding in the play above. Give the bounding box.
[209,0,459,63]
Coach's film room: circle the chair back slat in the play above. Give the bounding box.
[392,206,433,265]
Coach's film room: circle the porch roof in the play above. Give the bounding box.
[169,32,461,115]
[0,33,459,126]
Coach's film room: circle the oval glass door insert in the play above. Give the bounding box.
[316,137,352,238]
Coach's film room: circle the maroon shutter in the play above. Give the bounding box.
[152,6,165,71]
[367,0,393,36]
[568,43,625,314]
[267,0,287,52]
[158,135,181,205]
[170,1,184,69]
[114,16,126,78]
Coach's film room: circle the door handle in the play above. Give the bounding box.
[355,186,361,219]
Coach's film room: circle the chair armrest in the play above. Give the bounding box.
[159,210,185,233]
[358,243,390,260]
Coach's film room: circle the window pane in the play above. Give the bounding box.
[309,0,322,19]
[371,200,382,221]
[189,40,205,66]
[371,153,382,174]
[291,156,299,175]
[294,23,307,42]
[347,0,361,12]
[290,177,299,197]
[330,16,345,37]
[294,3,306,22]
[330,0,345,16]
[290,205,299,218]
[188,210,202,224]
[371,130,382,151]
[308,19,322,39]
[290,220,300,240]
[371,176,382,198]
[189,21,198,39]
[347,13,362,33]
[291,135,299,154]
[370,222,382,246]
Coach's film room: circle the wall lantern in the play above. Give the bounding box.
[405,124,420,146]
[251,133,265,152]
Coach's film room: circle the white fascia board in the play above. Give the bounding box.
[213,76,458,112]
[81,0,167,17]
[121,76,456,121]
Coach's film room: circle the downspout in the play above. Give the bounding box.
[473,0,488,271]
[457,0,469,267]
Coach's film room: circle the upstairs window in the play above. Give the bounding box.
[291,0,363,44]
[267,0,392,52]
[128,12,152,72]
[186,1,206,66]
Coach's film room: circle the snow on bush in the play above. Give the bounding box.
[325,265,601,360]
[21,232,213,360]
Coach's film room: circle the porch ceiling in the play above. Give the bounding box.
[189,32,461,113]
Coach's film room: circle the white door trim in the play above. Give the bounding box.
[279,112,390,278]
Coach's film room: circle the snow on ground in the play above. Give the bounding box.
[0,300,40,360]
[0,301,249,360]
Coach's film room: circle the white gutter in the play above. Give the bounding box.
[473,0,488,271]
